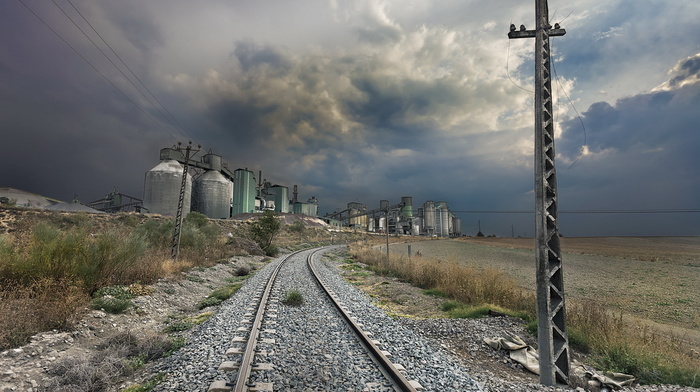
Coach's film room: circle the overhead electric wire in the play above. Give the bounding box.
[451,209,700,214]
[64,0,193,140]
[15,0,182,143]
[550,38,587,169]
[49,0,192,140]
[506,25,535,94]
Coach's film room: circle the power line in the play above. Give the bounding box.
[64,0,193,140]
[550,39,587,170]
[49,0,192,140]
[16,0,180,143]
[452,209,700,214]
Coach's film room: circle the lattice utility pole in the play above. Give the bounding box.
[171,141,200,259]
[508,0,570,386]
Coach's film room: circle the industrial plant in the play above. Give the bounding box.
[1,145,463,237]
[141,145,462,237]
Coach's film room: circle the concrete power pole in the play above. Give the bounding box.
[171,141,200,259]
[508,0,570,386]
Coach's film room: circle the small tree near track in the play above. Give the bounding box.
[250,211,281,256]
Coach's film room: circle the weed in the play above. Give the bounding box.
[198,283,242,309]
[90,297,132,314]
[197,297,223,309]
[190,311,214,325]
[120,373,166,392]
[282,290,304,306]
[423,289,447,297]
[163,321,193,333]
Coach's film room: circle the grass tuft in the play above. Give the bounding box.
[282,289,304,307]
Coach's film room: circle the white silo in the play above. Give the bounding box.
[194,171,232,219]
[423,201,436,236]
[193,154,232,219]
[143,159,192,216]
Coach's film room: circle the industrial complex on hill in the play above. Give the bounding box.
[1,145,463,237]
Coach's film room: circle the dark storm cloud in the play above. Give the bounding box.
[552,56,700,235]
[2,0,698,236]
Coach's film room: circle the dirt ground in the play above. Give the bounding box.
[386,237,700,344]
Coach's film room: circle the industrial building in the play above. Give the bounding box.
[324,197,463,237]
[142,146,320,220]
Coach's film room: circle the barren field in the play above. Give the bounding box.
[388,237,700,339]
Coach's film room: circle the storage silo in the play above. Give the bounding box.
[453,217,462,237]
[143,159,191,216]
[194,165,232,219]
[232,169,256,214]
[380,200,389,210]
[423,201,436,236]
[436,201,450,237]
[266,185,289,213]
[400,196,413,218]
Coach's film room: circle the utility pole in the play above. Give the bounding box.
[508,0,570,386]
[171,141,200,259]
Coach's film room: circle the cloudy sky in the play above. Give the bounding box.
[1,0,698,236]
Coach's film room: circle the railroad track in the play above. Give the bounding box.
[207,247,422,392]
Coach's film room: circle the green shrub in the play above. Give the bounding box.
[90,297,132,314]
[197,297,222,309]
[423,289,447,298]
[282,290,304,306]
[288,220,306,233]
[163,321,193,333]
[250,211,281,254]
[198,284,242,309]
[94,285,135,300]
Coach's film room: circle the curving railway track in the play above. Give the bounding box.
[207,247,421,392]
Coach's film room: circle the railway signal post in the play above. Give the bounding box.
[508,0,570,385]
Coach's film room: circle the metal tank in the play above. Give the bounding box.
[307,196,319,216]
[400,196,413,218]
[423,201,436,236]
[380,200,389,210]
[143,159,191,216]
[448,212,454,236]
[266,185,289,213]
[194,170,232,219]
[453,217,462,237]
[435,201,450,237]
[232,169,256,215]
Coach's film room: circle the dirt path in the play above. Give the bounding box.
[389,237,700,343]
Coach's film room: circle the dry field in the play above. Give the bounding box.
[389,237,700,341]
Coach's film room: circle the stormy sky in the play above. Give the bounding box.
[1,0,699,237]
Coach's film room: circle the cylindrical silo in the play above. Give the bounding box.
[423,201,436,236]
[143,159,192,216]
[400,196,413,218]
[267,185,289,213]
[453,217,462,237]
[436,201,450,237]
[194,170,232,219]
[232,169,256,214]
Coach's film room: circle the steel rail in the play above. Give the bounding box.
[231,249,303,392]
[306,249,418,392]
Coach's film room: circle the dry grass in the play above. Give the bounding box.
[0,279,88,349]
[0,211,235,349]
[349,243,534,314]
[350,240,700,387]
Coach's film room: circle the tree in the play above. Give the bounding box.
[250,211,281,256]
